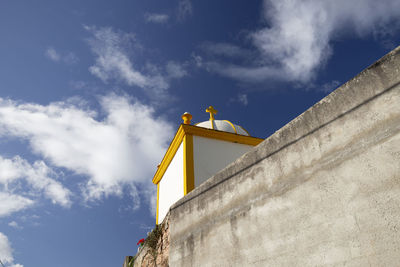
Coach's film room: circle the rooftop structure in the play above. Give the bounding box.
[152,106,263,223]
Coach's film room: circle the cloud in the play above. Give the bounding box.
[85,26,147,87]
[0,95,173,203]
[0,153,71,218]
[8,221,21,229]
[63,52,79,64]
[69,80,88,90]
[0,192,33,218]
[0,233,23,267]
[204,62,285,83]
[45,47,61,62]
[145,13,169,24]
[200,42,252,59]
[45,47,78,64]
[0,233,14,264]
[229,93,249,106]
[0,155,71,209]
[177,0,193,21]
[203,0,400,84]
[318,80,341,93]
[166,61,187,79]
[237,94,248,106]
[85,26,186,101]
[191,53,203,67]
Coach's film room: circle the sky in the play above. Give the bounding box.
[0,0,399,266]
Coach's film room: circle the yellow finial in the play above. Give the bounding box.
[206,106,218,121]
[181,112,192,124]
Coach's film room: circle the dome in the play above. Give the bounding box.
[182,106,251,136]
[196,120,249,136]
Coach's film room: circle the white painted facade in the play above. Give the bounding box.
[192,135,253,187]
[158,143,184,223]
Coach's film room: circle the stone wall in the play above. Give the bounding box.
[168,46,400,266]
[126,214,170,267]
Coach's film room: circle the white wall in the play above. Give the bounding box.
[192,136,253,187]
[158,143,184,223]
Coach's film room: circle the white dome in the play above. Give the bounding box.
[196,120,249,136]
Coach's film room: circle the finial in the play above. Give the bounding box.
[181,112,192,124]
[205,106,218,121]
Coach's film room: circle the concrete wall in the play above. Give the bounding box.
[193,136,253,187]
[158,143,184,224]
[169,46,400,266]
[130,214,170,267]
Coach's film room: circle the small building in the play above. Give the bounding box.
[152,106,264,224]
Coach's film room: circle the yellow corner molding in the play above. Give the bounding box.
[152,125,185,184]
[182,124,263,146]
[183,134,194,195]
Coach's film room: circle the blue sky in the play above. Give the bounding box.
[0,0,399,266]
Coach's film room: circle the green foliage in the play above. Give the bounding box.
[128,256,136,267]
[129,224,162,265]
[144,224,162,251]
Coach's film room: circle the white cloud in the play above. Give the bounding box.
[0,155,71,208]
[177,0,193,21]
[0,233,23,267]
[0,95,173,202]
[229,93,248,106]
[237,94,248,106]
[45,47,78,64]
[200,42,252,59]
[145,13,169,24]
[204,62,285,83]
[86,26,148,87]
[69,80,88,90]
[63,52,79,64]
[0,233,13,264]
[191,53,203,67]
[204,0,400,84]
[8,221,21,229]
[45,47,61,62]
[318,80,341,93]
[166,61,187,79]
[86,26,185,101]
[0,192,33,218]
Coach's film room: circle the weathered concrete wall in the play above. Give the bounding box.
[127,214,170,267]
[169,46,400,266]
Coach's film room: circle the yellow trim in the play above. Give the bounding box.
[156,183,160,224]
[238,125,250,136]
[183,134,194,195]
[211,120,214,130]
[183,124,262,145]
[152,124,263,184]
[223,120,237,134]
[152,125,185,184]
